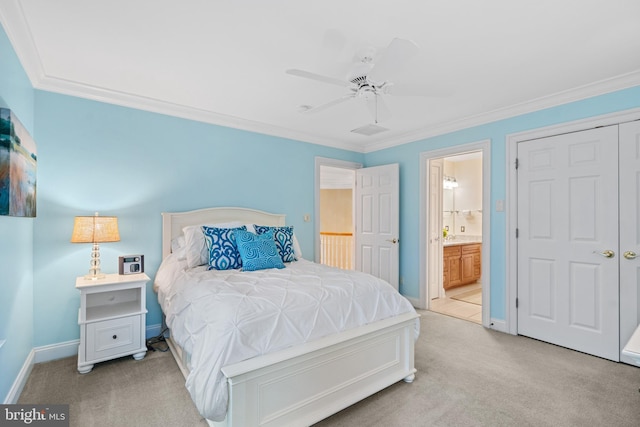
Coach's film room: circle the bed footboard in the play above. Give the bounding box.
[214,312,418,427]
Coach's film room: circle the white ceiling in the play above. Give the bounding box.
[2,0,640,153]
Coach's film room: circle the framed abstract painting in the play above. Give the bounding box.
[0,108,37,217]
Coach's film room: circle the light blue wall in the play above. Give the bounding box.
[32,90,364,346]
[0,24,35,401]
[364,86,640,320]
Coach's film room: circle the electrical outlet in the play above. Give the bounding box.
[303,214,311,222]
[460,226,465,232]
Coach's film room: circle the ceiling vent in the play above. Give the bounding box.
[350,123,389,136]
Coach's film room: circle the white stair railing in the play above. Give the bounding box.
[320,232,353,270]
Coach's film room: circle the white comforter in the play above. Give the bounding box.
[154,254,419,421]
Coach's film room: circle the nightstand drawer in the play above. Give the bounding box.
[86,315,141,361]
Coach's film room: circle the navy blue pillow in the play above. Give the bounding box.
[254,225,296,262]
[202,225,247,270]
[234,229,285,271]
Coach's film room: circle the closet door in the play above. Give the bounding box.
[517,126,620,361]
[619,120,640,364]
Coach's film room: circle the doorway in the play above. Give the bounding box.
[419,140,491,327]
[430,152,484,324]
[315,157,401,289]
[318,164,356,270]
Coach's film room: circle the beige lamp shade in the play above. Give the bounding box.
[71,215,120,243]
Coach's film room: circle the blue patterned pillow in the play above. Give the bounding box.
[254,225,297,262]
[202,225,247,270]
[234,229,285,271]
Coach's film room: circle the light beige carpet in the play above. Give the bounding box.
[451,288,482,305]
[18,348,207,427]
[18,311,640,426]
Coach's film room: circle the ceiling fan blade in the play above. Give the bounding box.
[286,69,351,88]
[302,93,355,114]
[368,38,420,84]
[366,94,392,123]
[383,82,453,98]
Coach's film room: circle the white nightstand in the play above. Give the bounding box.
[76,273,150,374]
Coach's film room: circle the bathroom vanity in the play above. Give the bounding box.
[443,242,481,290]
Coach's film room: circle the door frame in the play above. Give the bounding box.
[419,139,491,329]
[505,107,640,336]
[428,158,444,301]
[314,157,362,263]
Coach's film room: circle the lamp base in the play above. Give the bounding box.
[84,242,106,280]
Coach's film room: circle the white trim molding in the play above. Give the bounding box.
[3,349,34,404]
[406,296,420,309]
[488,319,507,333]
[365,71,640,153]
[30,324,163,365]
[33,340,79,364]
[2,0,640,155]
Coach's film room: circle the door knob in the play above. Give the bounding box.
[594,250,615,258]
[623,251,638,260]
[386,238,399,244]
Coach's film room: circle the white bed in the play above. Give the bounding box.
[156,207,419,427]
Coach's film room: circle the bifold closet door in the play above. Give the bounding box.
[619,120,640,364]
[517,125,620,361]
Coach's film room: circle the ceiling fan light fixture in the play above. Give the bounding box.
[350,123,389,136]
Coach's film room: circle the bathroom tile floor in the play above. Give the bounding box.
[429,282,482,324]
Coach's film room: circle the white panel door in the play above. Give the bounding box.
[517,126,620,361]
[355,164,400,290]
[619,120,640,364]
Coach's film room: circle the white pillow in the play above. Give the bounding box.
[171,235,187,260]
[183,221,242,268]
[292,234,303,259]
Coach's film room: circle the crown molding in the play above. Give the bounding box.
[35,74,366,153]
[3,1,639,155]
[363,70,640,153]
[0,1,45,85]
[40,68,640,156]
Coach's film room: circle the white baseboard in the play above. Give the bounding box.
[406,296,422,309]
[32,323,163,364]
[146,323,163,338]
[3,349,34,404]
[489,318,508,333]
[33,340,80,364]
[3,323,164,404]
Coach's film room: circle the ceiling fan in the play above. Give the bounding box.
[287,38,437,123]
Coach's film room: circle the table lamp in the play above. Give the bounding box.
[71,212,120,279]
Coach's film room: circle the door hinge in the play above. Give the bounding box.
[515,158,519,169]
[516,298,519,308]
[515,228,519,238]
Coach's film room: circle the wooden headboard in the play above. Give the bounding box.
[161,207,286,259]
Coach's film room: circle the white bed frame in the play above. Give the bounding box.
[161,207,419,427]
